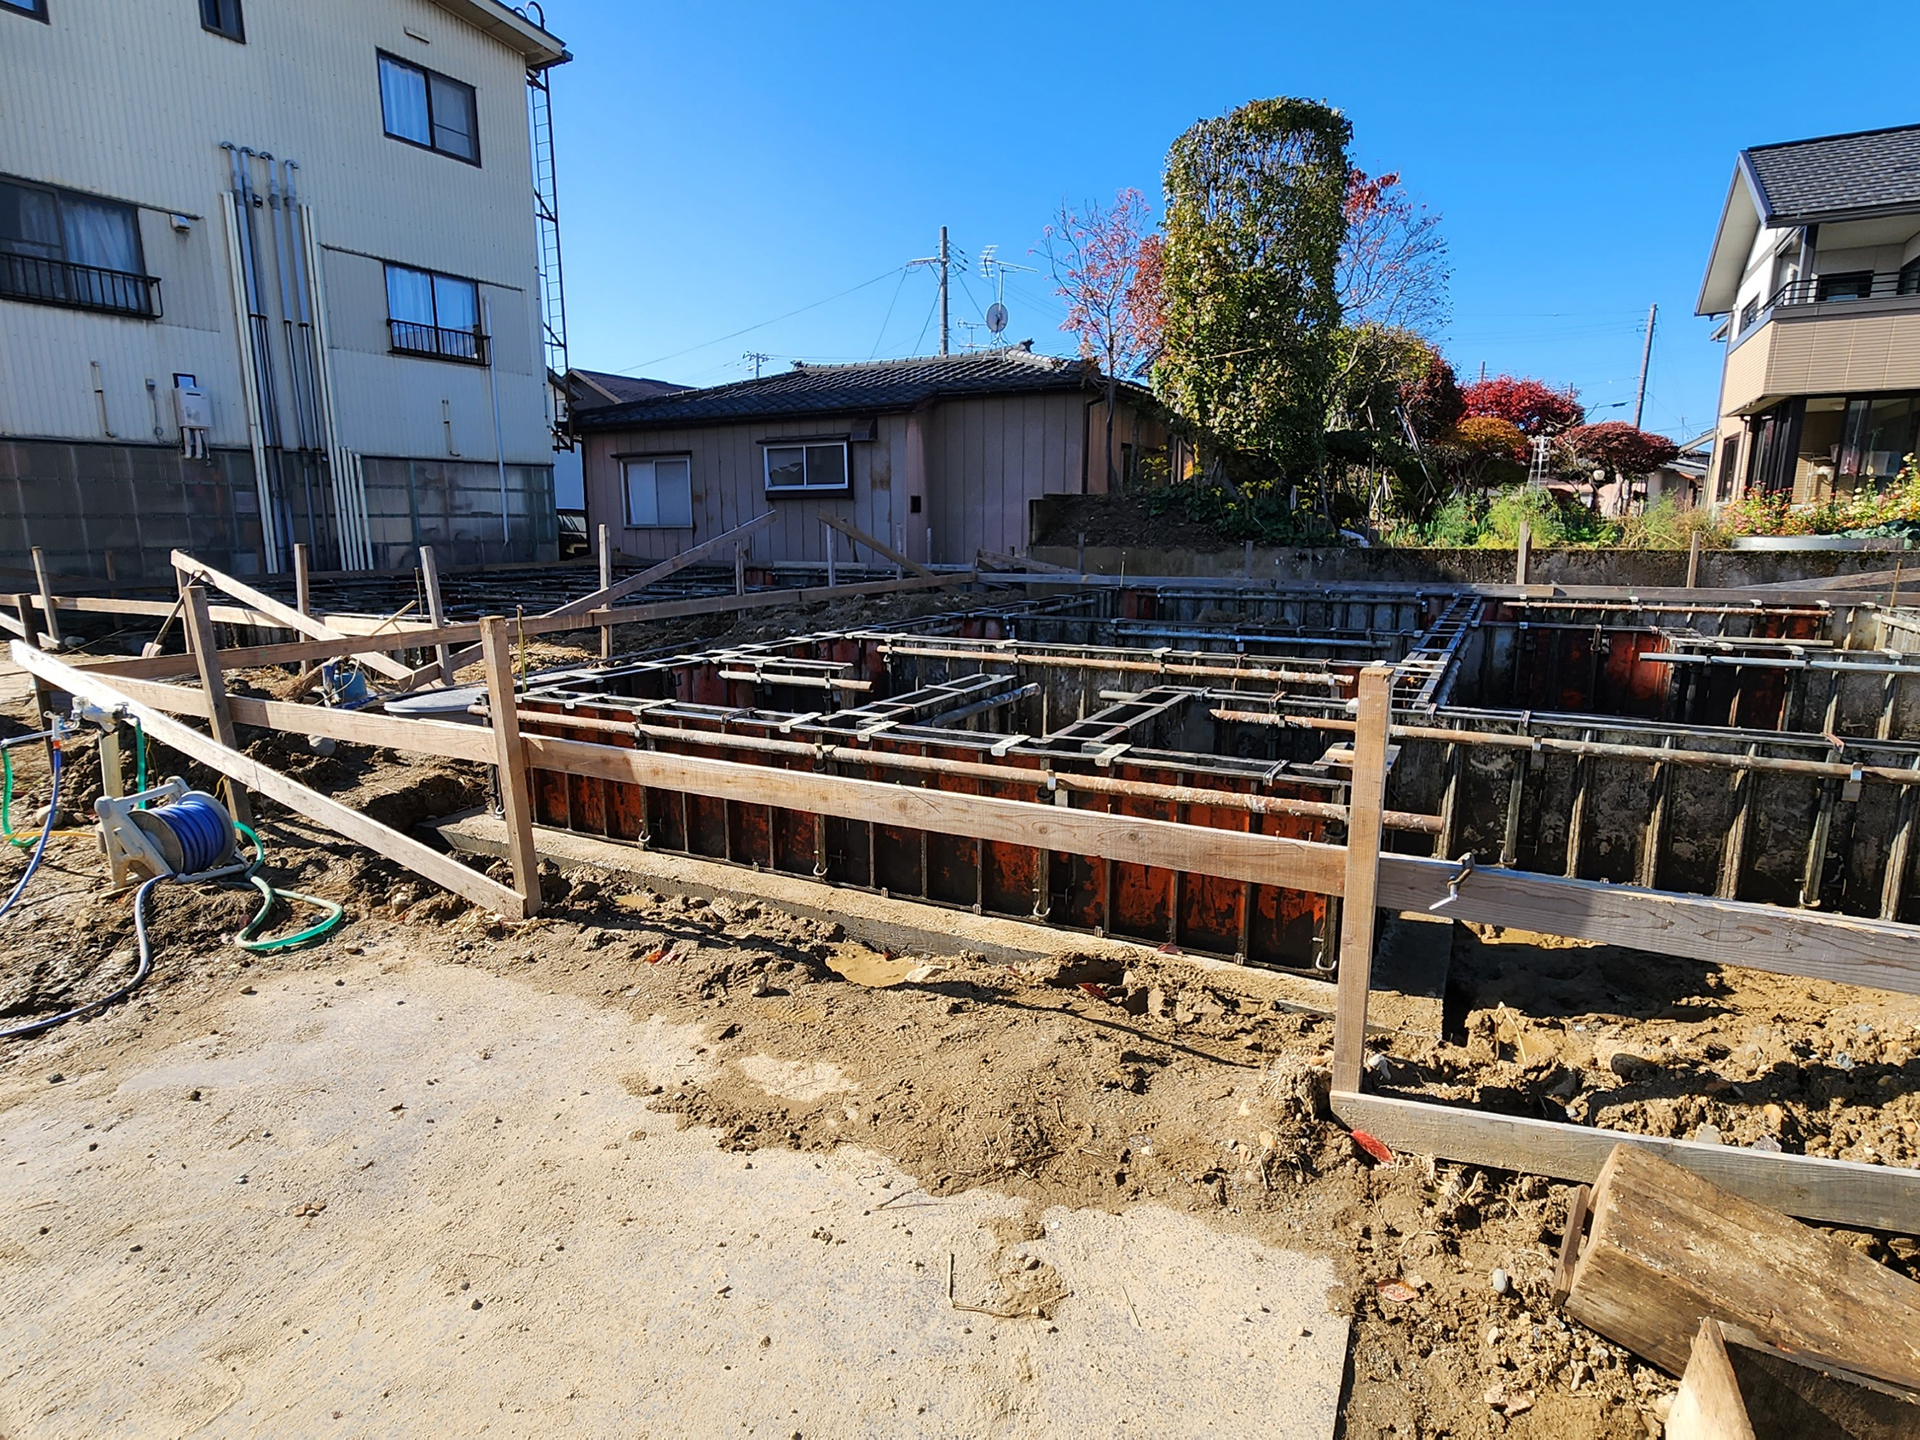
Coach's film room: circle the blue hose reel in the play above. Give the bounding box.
[97,780,238,885]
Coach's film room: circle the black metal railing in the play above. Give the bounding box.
[1767,269,1920,308]
[388,318,488,364]
[0,252,161,318]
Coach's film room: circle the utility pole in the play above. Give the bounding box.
[743,350,770,379]
[909,227,951,356]
[1632,302,1657,429]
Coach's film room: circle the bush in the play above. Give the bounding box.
[1721,460,1920,538]
[1382,487,1725,549]
[1144,482,1339,545]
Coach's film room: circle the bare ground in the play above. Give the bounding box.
[1,654,1917,1437]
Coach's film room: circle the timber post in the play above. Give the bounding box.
[1332,664,1394,1094]
[182,584,253,829]
[479,615,540,917]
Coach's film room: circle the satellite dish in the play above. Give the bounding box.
[985,301,1008,336]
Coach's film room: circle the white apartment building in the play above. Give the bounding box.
[0,0,570,579]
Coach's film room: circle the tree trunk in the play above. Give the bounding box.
[1105,376,1119,496]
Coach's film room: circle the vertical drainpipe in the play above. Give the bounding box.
[484,294,510,556]
[221,142,281,572]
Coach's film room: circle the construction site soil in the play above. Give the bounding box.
[3,605,1918,1439]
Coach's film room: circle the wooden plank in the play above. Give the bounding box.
[1668,1320,1759,1440]
[10,640,525,917]
[419,545,454,687]
[597,523,612,661]
[182,586,252,828]
[519,731,1350,895]
[31,547,60,648]
[481,617,539,917]
[1563,1144,1920,1385]
[1333,665,1393,1094]
[293,542,311,618]
[1375,854,1920,997]
[170,549,414,681]
[1330,1090,1920,1233]
[821,513,935,578]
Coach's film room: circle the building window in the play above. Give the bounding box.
[763,440,849,494]
[1738,297,1760,333]
[0,176,159,318]
[623,457,693,528]
[1900,257,1920,297]
[2,0,49,21]
[200,0,242,41]
[384,263,484,362]
[1816,271,1873,302]
[378,53,479,164]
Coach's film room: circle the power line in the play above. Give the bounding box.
[612,266,904,375]
[868,267,911,361]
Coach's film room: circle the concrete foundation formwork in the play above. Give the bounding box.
[501,584,1920,975]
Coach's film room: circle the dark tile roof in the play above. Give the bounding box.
[572,347,1107,430]
[568,369,691,410]
[1745,123,1920,221]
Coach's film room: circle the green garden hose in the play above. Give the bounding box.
[230,822,346,952]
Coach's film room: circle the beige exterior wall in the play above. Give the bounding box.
[0,0,552,464]
[581,390,1161,567]
[1721,306,1920,418]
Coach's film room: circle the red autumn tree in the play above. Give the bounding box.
[1558,421,1681,510]
[1044,187,1164,493]
[1460,374,1584,436]
[1339,169,1449,336]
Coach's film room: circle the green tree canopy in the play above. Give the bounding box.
[1158,97,1351,489]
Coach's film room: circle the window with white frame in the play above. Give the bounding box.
[624,456,693,528]
[763,440,848,494]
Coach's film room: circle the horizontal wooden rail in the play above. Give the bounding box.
[521,732,1351,894]
[1331,1091,1918,1233]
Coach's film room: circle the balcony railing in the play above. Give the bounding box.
[0,252,161,318]
[1767,269,1920,309]
[389,318,488,364]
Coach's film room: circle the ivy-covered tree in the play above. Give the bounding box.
[1158,97,1352,489]
[1460,374,1584,436]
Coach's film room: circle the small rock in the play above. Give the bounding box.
[1835,1052,1855,1071]
[1490,1268,1512,1296]
[1609,1052,1658,1082]
[46,1073,63,1085]
[471,1299,482,1310]
[1692,1123,1723,1145]
[1487,1326,1503,1346]
[1751,1135,1783,1153]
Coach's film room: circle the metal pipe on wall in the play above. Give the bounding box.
[483,294,509,555]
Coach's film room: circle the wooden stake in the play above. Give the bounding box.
[293,542,311,617]
[597,522,612,661]
[182,584,253,828]
[1514,522,1531,587]
[1332,663,1394,1094]
[479,615,539,917]
[170,549,413,681]
[821,513,936,579]
[419,545,454,686]
[10,592,57,739]
[1686,530,1702,589]
[30,546,60,649]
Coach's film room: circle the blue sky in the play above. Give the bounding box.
[547,0,1915,443]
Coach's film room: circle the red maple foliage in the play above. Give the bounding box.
[1398,344,1464,443]
[1460,375,1584,436]
[1340,169,1448,335]
[1558,422,1680,476]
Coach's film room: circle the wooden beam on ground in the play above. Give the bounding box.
[170,548,414,681]
[1374,854,1920,997]
[1332,665,1393,1094]
[1561,1144,1920,1383]
[1329,1090,1920,1233]
[480,616,539,917]
[977,548,1075,576]
[519,731,1349,895]
[419,545,454,687]
[821,513,934,578]
[10,641,524,917]
[182,585,253,829]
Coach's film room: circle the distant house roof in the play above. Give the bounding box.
[568,369,692,411]
[1698,123,1920,315]
[572,346,1131,431]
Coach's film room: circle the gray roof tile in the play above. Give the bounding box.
[1745,124,1920,221]
[572,348,1107,430]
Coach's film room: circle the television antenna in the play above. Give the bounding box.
[977,245,1036,340]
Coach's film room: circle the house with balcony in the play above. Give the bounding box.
[1697,123,1920,507]
[0,0,572,579]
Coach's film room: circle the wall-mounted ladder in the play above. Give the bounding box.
[527,62,569,448]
